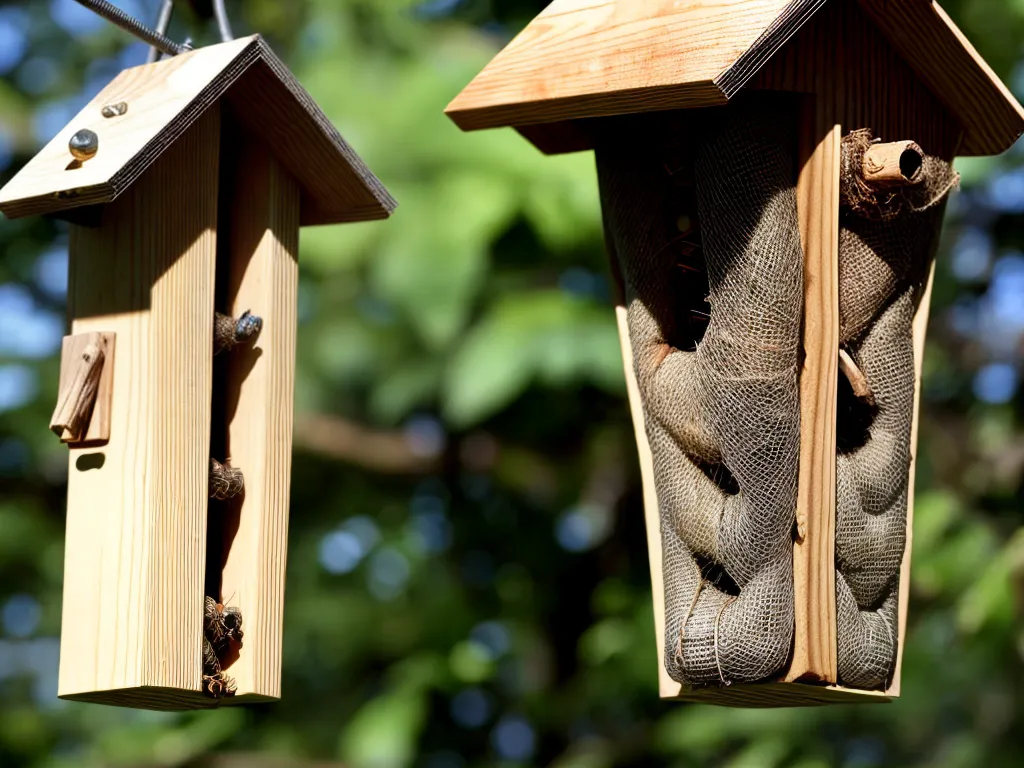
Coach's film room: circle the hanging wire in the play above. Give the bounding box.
[146,0,176,63]
[212,0,234,43]
[72,0,191,56]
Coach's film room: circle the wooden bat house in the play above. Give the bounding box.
[447,0,1024,706]
[0,36,395,710]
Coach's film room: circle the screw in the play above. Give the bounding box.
[101,102,128,118]
[69,129,99,162]
[72,0,191,57]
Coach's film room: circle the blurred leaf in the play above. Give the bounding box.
[443,291,622,426]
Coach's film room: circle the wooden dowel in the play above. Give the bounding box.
[838,348,875,405]
[50,334,107,442]
[862,140,923,186]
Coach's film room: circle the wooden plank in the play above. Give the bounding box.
[51,332,115,445]
[448,0,1022,160]
[0,37,394,225]
[214,134,300,704]
[58,107,220,709]
[787,102,841,684]
[446,0,798,130]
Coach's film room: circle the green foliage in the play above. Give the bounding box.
[0,1,1022,768]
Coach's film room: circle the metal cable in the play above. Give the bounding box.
[72,0,190,57]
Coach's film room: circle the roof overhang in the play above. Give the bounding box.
[446,0,1024,157]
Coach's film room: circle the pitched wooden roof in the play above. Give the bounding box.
[0,36,396,225]
[446,0,1024,157]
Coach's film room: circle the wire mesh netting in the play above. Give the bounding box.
[598,100,803,686]
[598,102,957,691]
[835,129,958,689]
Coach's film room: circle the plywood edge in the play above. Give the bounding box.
[670,680,891,708]
[59,686,213,711]
[714,0,830,98]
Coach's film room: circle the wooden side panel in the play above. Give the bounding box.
[887,264,936,698]
[59,107,220,709]
[216,137,300,703]
[615,307,680,699]
[754,0,962,692]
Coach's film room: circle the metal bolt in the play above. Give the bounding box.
[69,129,99,162]
[101,102,128,118]
[72,0,191,57]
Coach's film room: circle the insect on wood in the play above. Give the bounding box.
[202,595,243,699]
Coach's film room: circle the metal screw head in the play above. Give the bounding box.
[101,102,128,118]
[69,129,99,162]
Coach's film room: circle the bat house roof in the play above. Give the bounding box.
[0,36,396,225]
[446,0,1024,157]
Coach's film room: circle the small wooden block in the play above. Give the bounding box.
[51,332,115,445]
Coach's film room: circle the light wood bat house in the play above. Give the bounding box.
[0,36,395,710]
[446,0,1023,706]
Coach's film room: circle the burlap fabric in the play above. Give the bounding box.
[835,130,957,689]
[598,100,803,686]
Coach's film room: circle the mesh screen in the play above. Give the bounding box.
[835,130,958,689]
[598,100,803,686]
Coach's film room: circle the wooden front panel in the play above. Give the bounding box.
[59,107,220,708]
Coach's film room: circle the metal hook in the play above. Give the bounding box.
[151,1,235,62]
[212,0,234,43]
[146,0,235,63]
